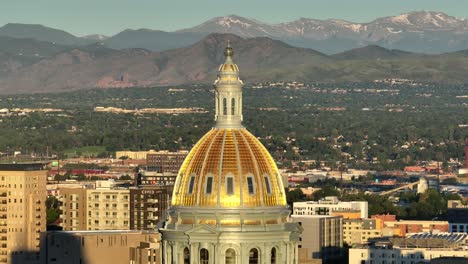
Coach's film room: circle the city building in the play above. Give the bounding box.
[59,184,170,231]
[136,170,177,187]
[41,230,161,264]
[59,187,87,231]
[146,151,188,173]
[343,218,382,245]
[382,220,448,237]
[447,200,468,233]
[85,188,130,230]
[331,210,362,220]
[116,151,155,160]
[294,196,368,219]
[349,233,468,264]
[160,43,301,263]
[292,215,343,263]
[0,163,47,264]
[130,186,169,230]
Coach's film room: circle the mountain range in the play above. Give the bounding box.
[2,11,468,54]
[1,32,468,94]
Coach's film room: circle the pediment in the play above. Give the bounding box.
[185,224,217,235]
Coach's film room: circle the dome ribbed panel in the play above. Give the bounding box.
[173,129,218,206]
[241,131,287,206]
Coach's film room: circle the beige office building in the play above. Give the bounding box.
[60,187,130,230]
[291,215,343,263]
[343,218,382,245]
[60,185,170,231]
[0,163,47,264]
[42,230,161,264]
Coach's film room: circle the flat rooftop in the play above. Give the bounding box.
[0,162,47,171]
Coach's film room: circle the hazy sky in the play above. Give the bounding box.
[1,0,466,36]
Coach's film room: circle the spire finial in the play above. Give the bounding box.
[224,40,233,58]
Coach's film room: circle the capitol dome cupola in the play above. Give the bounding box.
[214,40,244,129]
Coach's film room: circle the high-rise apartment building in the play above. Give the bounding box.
[59,184,170,231]
[60,187,130,231]
[130,186,169,230]
[59,188,87,231]
[0,163,47,264]
[86,189,130,230]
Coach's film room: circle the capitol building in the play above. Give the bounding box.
[160,43,301,263]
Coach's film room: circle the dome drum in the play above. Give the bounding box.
[164,206,291,230]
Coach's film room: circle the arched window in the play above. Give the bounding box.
[223,98,227,115]
[231,98,236,115]
[225,248,236,264]
[271,248,277,264]
[183,247,190,264]
[200,248,209,264]
[249,248,259,264]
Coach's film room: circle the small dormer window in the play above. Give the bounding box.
[247,176,255,195]
[264,174,272,194]
[226,176,234,195]
[205,176,213,195]
[223,98,227,115]
[231,98,236,115]
[188,175,196,194]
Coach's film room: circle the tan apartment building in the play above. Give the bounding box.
[86,188,130,230]
[292,215,343,264]
[60,187,129,230]
[59,187,87,231]
[0,163,47,264]
[60,185,170,231]
[42,230,161,264]
[343,218,382,245]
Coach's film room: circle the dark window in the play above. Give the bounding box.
[206,177,213,194]
[188,176,195,194]
[231,98,236,115]
[225,248,236,264]
[227,177,234,195]
[249,248,259,264]
[264,175,271,194]
[223,98,227,115]
[247,177,255,194]
[183,247,190,264]
[271,248,276,264]
[200,248,209,264]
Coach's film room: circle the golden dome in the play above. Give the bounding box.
[172,128,286,208]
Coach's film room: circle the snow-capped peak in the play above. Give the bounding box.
[215,15,253,29]
[391,14,411,24]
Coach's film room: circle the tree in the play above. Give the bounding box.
[46,196,61,225]
[286,188,306,206]
[119,174,132,180]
